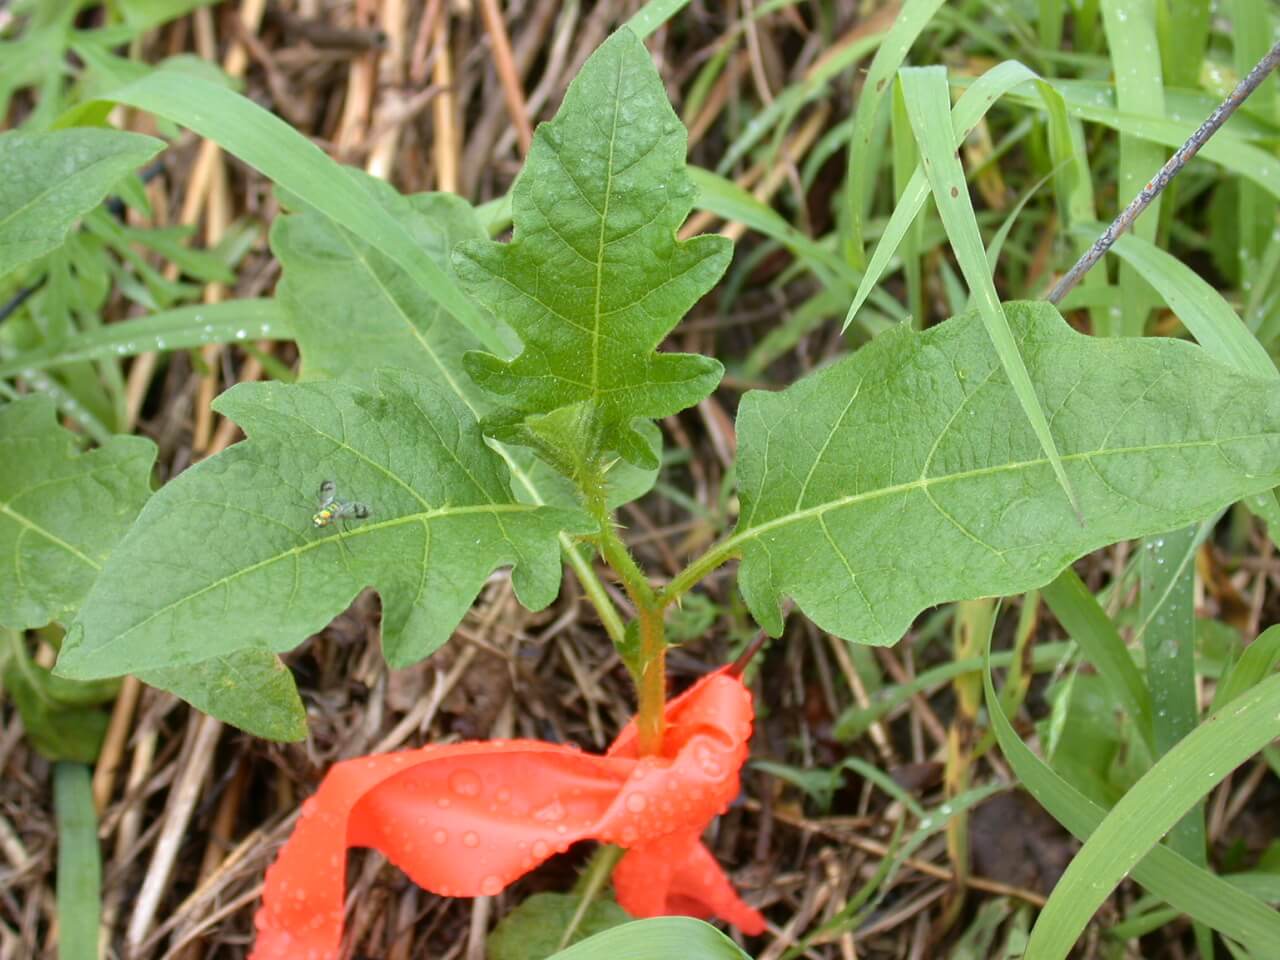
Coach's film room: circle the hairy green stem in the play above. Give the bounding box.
[657,538,740,609]
[592,509,666,754]
[560,534,627,647]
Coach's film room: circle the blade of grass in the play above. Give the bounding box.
[992,82,1280,203]
[1211,624,1280,713]
[781,784,1003,960]
[844,60,1068,330]
[890,78,926,328]
[1227,0,1277,293]
[984,637,1280,954]
[1025,669,1280,957]
[899,66,1079,515]
[54,762,100,960]
[843,0,947,268]
[717,30,885,175]
[1101,0,1165,339]
[0,299,290,379]
[68,71,505,355]
[833,640,1072,741]
[1041,570,1154,748]
[1092,228,1277,379]
[1139,525,1210,909]
[689,166,856,292]
[624,0,691,39]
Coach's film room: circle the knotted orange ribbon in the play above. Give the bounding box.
[250,670,765,959]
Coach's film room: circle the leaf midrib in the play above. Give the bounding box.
[0,501,99,570]
[330,224,483,420]
[732,431,1276,555]
[310,207,554,511]
[589,52,625,395]
[77,502,543,655]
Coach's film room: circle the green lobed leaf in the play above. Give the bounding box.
[487,892,631,960]
[730,301,1280,641]
[270,176,663,516]
[268,169,632,647]
[139,651,308,742]
[0,395,155,631]
[455,28,730,470]
[56,372,590,685]
[0,397,304,739]
[544,918,753,960]
[0,128,163,277]
[272,177,503,395]
[1,630,113,763]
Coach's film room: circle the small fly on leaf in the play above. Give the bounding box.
[313,480,372,529]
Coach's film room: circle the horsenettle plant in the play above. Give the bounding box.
[32,24,1280,957]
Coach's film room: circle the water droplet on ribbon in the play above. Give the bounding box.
[533,799,565,822]
[449,769,482,798]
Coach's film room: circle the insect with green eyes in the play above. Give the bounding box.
[312,480,372,529]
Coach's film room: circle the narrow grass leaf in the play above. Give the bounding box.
[1226,0,1276,289]
[1139,525,1209,870]
[844,0,947,267]
[0,299,290,379]
[1026,672,1280,957]
[844,60,1057,330]
[83,71,505,354]
[1041,570,1153,747]
[1097,229,1276,380]
[1102,0,1165,338]
[717,31,883,176]
[690,166,856,294]
[984,640,1280,954]
[54,762,100,960]
[834,641,1073,740]
[899,67,1077,513]
[1212,624,1280,712]
[996,83,1280,202]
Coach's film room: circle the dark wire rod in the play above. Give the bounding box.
[1047,39,1280,306]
